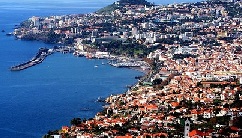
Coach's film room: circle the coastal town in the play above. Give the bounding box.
[13,0,242,137]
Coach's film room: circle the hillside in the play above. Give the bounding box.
[96,0,152,14]
[118,0,152,5]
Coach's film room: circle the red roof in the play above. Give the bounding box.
[170,102,179,107]
[146,104,158,110]
[189,129,210,137]
[115,136,132,138]
[230,126,239,131]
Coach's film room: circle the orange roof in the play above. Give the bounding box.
[230,126,239,131]
[139,108,145,111]
[189,130,204,137]
[112,129,118,133]
[153,132,168,137]
[191,109,199,114]
[115,136,132,138]
[189,129,211,137]
[170,102,179,107]
[146,104,158,110]
[193,97,200,102]
[62,126,69,130]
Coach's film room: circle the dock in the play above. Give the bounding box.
[10,48,53,71]
[110,62,141,68]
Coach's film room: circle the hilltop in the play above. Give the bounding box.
[96,0,153,14]
[117,0,152,5]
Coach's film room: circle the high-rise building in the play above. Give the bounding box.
[31,16,40,27]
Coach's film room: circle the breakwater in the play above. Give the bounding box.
[10,48,53,71]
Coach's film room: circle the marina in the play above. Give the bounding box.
[109,61,142,68]
[9,46,150,71]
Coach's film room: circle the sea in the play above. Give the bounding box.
[0,0,200,137]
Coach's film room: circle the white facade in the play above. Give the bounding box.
[184,119,190,138]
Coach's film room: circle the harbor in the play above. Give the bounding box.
[9,46,150,71]
[10,48,53,71]
[108,57,150,69]
[9,46,76,71]
[73,49,151,70]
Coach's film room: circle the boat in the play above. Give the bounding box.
[126,85,132,88]
[6,32,12,36]
[135,76,143,79]
[96,96,106,102]
[94,65,98,68]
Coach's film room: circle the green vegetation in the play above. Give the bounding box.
[96,3,119,14]
[20,30,64,44]
[94,39,153,58]
[70,118,82,126]
[118,0,152,5]
[96,0,153,14]
[172,53,197,59]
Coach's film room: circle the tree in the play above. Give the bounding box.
[70,118,82,126]
[152,78,163,85]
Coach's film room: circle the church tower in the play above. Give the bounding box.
[184,118,190,138]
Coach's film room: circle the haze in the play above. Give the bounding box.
[3,0,201,5]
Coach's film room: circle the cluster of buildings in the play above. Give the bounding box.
[16,0,242,137]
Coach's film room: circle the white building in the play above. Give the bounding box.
[184,118,190,138]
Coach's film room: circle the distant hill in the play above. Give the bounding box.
[118,0,152,5]
[96,0,152,14]
[96,3,119,14]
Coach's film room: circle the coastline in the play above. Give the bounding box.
[7,0,242,137]
[1,1,150,138]
[43,51,151,137]
[8,0,154,136]
[7,0,164,137]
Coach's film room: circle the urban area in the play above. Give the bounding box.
[12,0,242,137]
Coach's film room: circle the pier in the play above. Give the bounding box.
[10,48,53,71]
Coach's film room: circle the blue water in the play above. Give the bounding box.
[0,1,143,137]
[0,52,143,138]
[0,0,202,137]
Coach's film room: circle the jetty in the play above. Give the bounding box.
[10,48,53,71]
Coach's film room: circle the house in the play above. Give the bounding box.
[189,129,211,138]
[145,104,159,112]
[203,110,213,119]
[76,133,93,138]
[115,135,133,138]
[51,135,62,138]
[61,126,69,133]
[216,108,228,117]
[170,102,180,109]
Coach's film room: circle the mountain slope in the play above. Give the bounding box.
[96,0,152,14]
